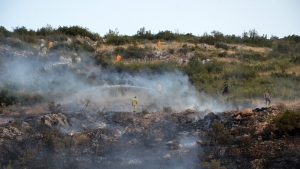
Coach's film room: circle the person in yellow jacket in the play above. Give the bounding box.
[132,96,138,112]
[157,40,162,47]
[49,41,53,48]
[116,54,122,62]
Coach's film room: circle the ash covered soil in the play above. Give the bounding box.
[0,105,300,169]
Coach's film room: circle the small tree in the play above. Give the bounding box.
[48,101,61,114]
[274,110,300,134]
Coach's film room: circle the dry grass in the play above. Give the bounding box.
[75,134,89,145]
[286,65,300,75]
[25,105,44,115]
[243,46,272,53]
[217,57,240,63]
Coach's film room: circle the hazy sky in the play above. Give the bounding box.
[1,0,299,38]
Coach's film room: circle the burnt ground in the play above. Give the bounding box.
[0,106,300,169]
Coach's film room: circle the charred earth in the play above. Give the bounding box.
[0,105,300,169]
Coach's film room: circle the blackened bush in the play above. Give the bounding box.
[122,46,146,59]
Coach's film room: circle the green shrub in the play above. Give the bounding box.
[49,41,94,53]
[122,45,146,59]
[104,29,130,45]
[241,51,266,61]
[95,54,111,68]
[215,42,229,50]
[13,26,37,43]
[168,48,175,54]
[274,110,300,134]
[57,26,100,41]
[275,41,290,53]
[106,35,130,45]
[193,52,206,60]
[18,93,44,106]
[48,101,61,114]
[50,34,68,42]
[81,42,95,52]
[0,89,18,106]
[43,128,63,148]
[267,51,283,59]
[48,42,72,52]
[179,44,190,55]
[0,26,12,37]
[216,131,231,145]
[224,65,257,80]
[134,27,155,40]
[155,30,176,41]
[212,121,231,145]
[218,51,228,57]
[290,55,300,63]
[113,46,126,55]
[212,121,225,133]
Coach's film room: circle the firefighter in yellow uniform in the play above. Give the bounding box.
[132,96,138,112]
[116,54,121,62]
[157,40,162,47]
[48,41,53,48]
[135,41,140,46]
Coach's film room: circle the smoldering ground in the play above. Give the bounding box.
[0,54,249,169]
